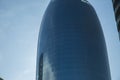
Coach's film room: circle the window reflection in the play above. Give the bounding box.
[39,53,43,80]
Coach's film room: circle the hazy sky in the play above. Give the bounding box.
[0,0,120,80]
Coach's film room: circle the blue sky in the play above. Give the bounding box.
[0,0,120,80]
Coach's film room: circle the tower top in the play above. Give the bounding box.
[51,0,89,4]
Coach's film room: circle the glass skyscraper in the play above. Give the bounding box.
[112,0,120,38]
[36,0,111,80]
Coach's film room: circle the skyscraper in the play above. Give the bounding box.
[112,0,120,38]
[36,0,111,80]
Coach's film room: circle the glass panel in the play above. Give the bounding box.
[39,53,43,80]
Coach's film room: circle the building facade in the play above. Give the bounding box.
[36,0,111,80]
[112,0,120,37]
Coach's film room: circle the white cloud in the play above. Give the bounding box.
[0,1,50,80]
[43,55,55,80]
[13,68,36,80]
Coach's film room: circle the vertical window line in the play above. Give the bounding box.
[39,53,43,80]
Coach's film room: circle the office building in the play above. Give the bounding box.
[112,0,120,37]
[36,0,111,80]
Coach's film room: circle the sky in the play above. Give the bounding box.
[0,0,120,80]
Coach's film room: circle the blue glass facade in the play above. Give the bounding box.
[36,0,111,80]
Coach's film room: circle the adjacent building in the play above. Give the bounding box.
[112,0,120,37]
[0,78,3,80]
[36,0,111,80]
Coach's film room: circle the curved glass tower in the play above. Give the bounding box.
[112,0,120,38]
[36,0,111,80]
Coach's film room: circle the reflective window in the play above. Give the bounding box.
[39,53,43,80]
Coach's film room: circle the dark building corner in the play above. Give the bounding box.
[112,0,120,39]
[0,77,3,80]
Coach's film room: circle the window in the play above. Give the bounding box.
[39,53,43,80]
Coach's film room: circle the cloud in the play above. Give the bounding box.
[43,55,55,80]
[0,1,50,80]
[13,68,35,80]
